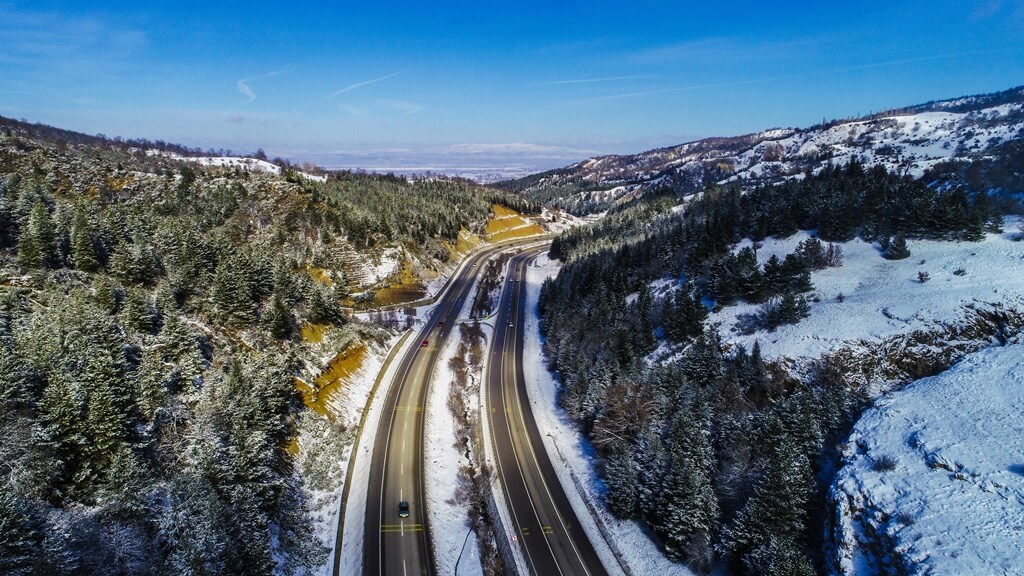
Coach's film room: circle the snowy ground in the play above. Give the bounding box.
[708,217,1024,363]
[831,337,1024,576]
[146,150,328,182]
[424,285,485,576]
[522,254,694,575]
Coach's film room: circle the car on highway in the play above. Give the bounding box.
[421,339,429,348]
[398,501,410,518]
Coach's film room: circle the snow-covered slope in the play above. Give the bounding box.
[503,85,1024,214]
[706,221,1024,371]
[147,150,328,182]
[830,339,1024,576]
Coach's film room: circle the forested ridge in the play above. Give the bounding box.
[0,124,529,575]
[538,161,1004,574]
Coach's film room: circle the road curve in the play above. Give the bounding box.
[486,248,608,576]
[359,238,549,576]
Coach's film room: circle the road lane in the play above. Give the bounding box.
[486,249,608,576]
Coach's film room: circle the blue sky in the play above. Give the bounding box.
[2,1,1023,171]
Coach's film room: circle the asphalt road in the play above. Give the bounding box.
[361,239,549,576]
[486,249,608,576]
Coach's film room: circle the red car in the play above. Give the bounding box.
[421,339,429,348]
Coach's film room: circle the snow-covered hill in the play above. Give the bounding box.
[146,150,328,182]
[501,85,1024,214]
[830,339,1024,576]
[705,223,1024,374]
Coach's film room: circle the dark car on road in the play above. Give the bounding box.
[398,501,410,518]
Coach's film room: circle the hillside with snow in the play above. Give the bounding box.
[704,222,1024,371]
[830,339,1024,576]
[500,85,1024,214]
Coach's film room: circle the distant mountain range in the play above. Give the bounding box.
[497,85,1024,214]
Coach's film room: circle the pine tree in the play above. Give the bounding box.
[604,447,640,518]
[70,205,99,272]
[265,292,293,340]
[744,535,815,576]
[723,437,813,565]
[134,346,167,421]
[92,275,119,314]
[18,201,59,269]
[656,400,719,562]
[121,288,154,334]
[82,353,130,492]
[110,242,157,286]
[0,490,42,576]
[214,254,257,326]
[880,234,911,260]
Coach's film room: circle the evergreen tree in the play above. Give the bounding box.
[265,292,293,340]
[70,205,99,272]
[723,437,813,567]
[0,490,42,576]
[880,234,911,260]
[121,288,155,334]
[213,254,257,326]
[110,242,158,286]
[656,400,719,562]
[604,447,640,518]
[18,201,59,269]
[134,346,167,421]
[744,536,815,576]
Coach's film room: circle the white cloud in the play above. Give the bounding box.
[296,72,402,111]
[439,142,598,158]
[337,104,366,117]
[376,99,423,116]
[528,75,657,87]
[236,70,284,103]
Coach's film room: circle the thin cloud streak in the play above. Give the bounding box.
[529,75,658,87]
[295,72,403,111]
[377,99,423,116]
[581,48,1020,104]
[236,70,285,103]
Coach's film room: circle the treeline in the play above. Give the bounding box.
[322,172,539,257]
[0,115,237,159]
[537,161,1002,573]
[0,129,499,574]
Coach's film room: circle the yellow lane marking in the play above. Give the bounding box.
[520,527,530,536]
[381,525,423,533]
[394,406,423,412]
[542,525,554,535]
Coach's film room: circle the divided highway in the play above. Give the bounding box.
[485,248,608,576]
[357,238,549,576]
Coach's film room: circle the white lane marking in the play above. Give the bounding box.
[497,253,562,576]
[509,255,591,574]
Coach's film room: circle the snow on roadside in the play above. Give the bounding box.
[710,217,1024,362]
[522,254,692,575]
[424,310,485,576]
[830,338,1024,576]
[298,332,400,576]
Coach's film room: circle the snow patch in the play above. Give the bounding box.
[830,340,1024,576]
